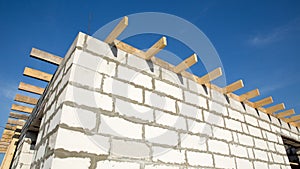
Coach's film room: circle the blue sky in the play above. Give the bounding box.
[1,0,300,163]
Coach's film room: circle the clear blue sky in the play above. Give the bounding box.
[1,0,300,163]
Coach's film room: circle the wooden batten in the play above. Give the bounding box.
[197,67,222,84]
[9,112,29,120]
[14,94,38,105]
[253,97,273,108]
[276,109,295,118]
[285,115,300,123]
[11,104,33,114]
[239,89,260,102]
[23,67,53,82]
[144,37,167,60]
[173,54,198,73]
[7,118,25,126]
[105,16,128,44]
[18,82,45,95]
[222,80,244,94]
[265,103,285,114]
[30,48,63,65]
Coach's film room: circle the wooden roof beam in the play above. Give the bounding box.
[253,96,273,108]
[285,115,300,123]
[265,103,285,114]
[197,67,222,84]
[9,112,29,120]
[239,89,260,102]
[105,16,128,44]
[14,94,38,105]
[222,80,244,94]
[7,118,26,126]
[23,67,53,82]
[173,54,198,74]
[30,48,63,65]
[276,109,295,119]
[144,37,167,60]
[11,104,33,114]
[18,82,45,95]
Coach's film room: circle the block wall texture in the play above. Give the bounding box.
[14,32,300,169]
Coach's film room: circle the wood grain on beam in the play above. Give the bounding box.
[265,103,285,114]
[173,54,198,74]
[239,89,260,102]
[105,16,128,44]
[11,104,33,114]
[14,94,38,105]
[9,112,29,120]
[4,124,16,131]
[276,109,295,118]
[18,82,45,95]
[222,80,244,94]
[23,67,53,82]
[30,48,63,65]
[7,118,25,126]
[253,97,273,108]
[197,67,222,84]
[144,37,167,60]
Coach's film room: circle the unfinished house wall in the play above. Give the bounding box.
[12,32,300,169]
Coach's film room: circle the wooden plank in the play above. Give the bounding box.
[7,118,25,126]
[18,82,45,95]
[197,67,222,84]
[11,104,33,114]
[9,112,29,120]
[23,67,53,82]
[113,40,145,58]
[265,103,285,114]
[276,109,295,118]
[285,115,300,123]
[173,54,198,73]
[4,124,16,131]
[239,89,260,102]
[222,80,244,94]
[14,94,38,105]
[144,37,167,60]
[253,97,273,108]
[105,16,128,44]
[0,130,19,169]
[30,48,63,65]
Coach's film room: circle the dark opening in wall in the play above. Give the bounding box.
[282,136,300,169]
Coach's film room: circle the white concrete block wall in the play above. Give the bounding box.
[13,32,299,169]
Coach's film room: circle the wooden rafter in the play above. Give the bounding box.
[196,67,222,84]
[144,37,167,60]
[18,82,45,95]
[239,89,260,102]
[222,80,244,94]
[7,118,25,126]
[14,94,38,105]
[30,48,63,65]
[285,115,300,123]
[11,104,33,114]
[276,109,295,118]
[253,97,273,108]
[105,16,128,44]
[173,54,198,73]
[23,67,53,82]
[9,112,29,120]
[265,103,285,114]
[0,127,20,169]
